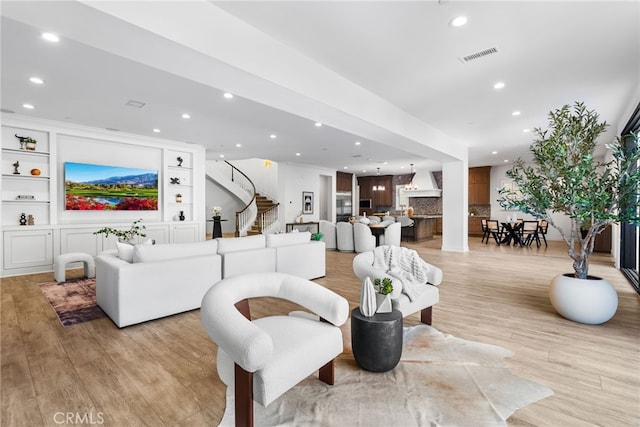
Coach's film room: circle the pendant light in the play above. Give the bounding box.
[405,163,417,191]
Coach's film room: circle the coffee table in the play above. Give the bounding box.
[351,307,403,372]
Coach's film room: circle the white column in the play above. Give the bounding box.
[441,160,469,252]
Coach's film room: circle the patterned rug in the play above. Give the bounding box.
[38,278,105,327]
[219,325,554,426]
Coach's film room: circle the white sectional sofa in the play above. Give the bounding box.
[96,231,325,328]
[96,240,222,328]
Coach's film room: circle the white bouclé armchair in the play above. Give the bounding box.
[200,272,349,427]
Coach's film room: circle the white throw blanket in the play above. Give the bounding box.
[372,246,429,301]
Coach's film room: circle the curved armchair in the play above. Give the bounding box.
[319,220,337,250]
[353,223,376,253]
[379,222,401,247]
[367,216,381,224]
[352,247,442,324]
[201,272,349,427]
[336,222,354,252]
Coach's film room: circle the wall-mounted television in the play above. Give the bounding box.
[64,162,158,210]
[359,199,372,209]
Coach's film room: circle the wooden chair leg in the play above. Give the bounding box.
[420,306,433,325]
[319,358,335,385]
[234,364,253,427]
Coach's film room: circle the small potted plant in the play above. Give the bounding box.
[311,232,324,241]
[212,206,222,219]
[374,277,394,313]
[94,218,147,244]
[15,134,37,150]
[175,193,182,203]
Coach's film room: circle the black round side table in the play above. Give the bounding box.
[351,307,403,372]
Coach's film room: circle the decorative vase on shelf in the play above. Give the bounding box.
[359,277,377,317]
[179,211,185,221]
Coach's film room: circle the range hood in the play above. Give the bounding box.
[405,172,442,198]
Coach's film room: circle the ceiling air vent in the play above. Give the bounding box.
[459,47,499,63]
[125,99,146,108]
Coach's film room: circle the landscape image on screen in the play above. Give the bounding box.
[64,162,158,210]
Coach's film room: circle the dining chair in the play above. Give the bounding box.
[353,223,376,253]
[520,220,540,247]
[485,220,503,245]
[538,220,549,247]
[480,219,490,243]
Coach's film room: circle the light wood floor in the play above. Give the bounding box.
[2,238,638,426]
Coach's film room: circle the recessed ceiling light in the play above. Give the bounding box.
[223,92,233,99]
[22,103,35,109]
[343,166,348,169]
[152,128,160,133]
[270,134,277,139]
[41,32,60,42]
[355,141,361,146]
[29,77,44,84]
[493,82,505,89]
[492,151,498,155]
[449,16,468,27]
[362,170,367,173]
[235,143,242,148]
[512,111,521,116]
[181,113,190,119]
[219,154,225,158]
[314,122,322,127]
[296,152,301,156]
[383,161,388,165]
[522,128,530,133]
[504,159,509,163]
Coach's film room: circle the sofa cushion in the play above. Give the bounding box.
[216,234,266,253]
[265,232,311,248]
[115,238,154,263]
[116,241,135,263]
[132,240,218,263]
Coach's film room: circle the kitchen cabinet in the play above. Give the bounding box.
[468,216,488,236]
[469,167,491,205]
[359,175,392,209]
[337,171,353,192]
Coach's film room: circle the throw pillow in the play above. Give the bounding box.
[115,241,135,263]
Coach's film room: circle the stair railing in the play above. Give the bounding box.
[224,161,257,237]
[260,203,280,234]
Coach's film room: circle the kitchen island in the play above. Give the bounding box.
[409,215,441,241]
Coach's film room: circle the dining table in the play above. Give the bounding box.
[500,221,523,245]
[368,223,388,246]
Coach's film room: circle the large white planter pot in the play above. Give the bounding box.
[549,274,618,324]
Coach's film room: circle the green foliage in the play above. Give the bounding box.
[94,218,147,242]
[311,232,324,241]
[374,277,394,295]
[499,102,640,279]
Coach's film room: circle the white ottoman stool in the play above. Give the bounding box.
[54,252,96,283]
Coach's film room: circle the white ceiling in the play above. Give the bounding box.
[1,1,638,178]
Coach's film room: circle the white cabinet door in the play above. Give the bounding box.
[171,224,200,243]
[3,229,53,269]
[60,228,102,256]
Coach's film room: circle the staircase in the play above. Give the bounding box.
[248,194,278,235]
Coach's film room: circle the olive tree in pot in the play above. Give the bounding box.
[499,102,639,324]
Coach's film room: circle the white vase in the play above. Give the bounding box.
[359,277,377,317]
[549,273,618,325]
[375,293,392,313]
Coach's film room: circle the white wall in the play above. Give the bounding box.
[278,162,336,230]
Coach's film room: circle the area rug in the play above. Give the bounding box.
[38,278,105,327]
[219,325,553,426]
